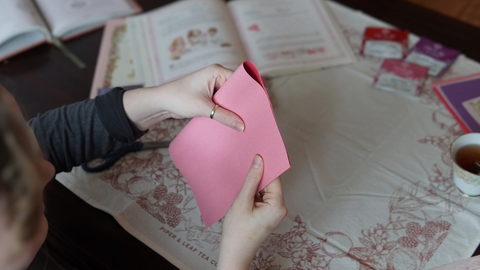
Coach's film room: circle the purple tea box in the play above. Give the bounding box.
[373,59,429,96]
[405,37,460,77]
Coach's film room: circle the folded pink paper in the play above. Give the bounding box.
[169,61,290,227]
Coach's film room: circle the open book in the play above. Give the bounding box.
[0,0,141,62]
[126,0,355,87]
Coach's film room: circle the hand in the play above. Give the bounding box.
[217,155,288,270]
[122,64,244,131]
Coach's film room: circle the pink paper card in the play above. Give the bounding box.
[169,61,290,227]
[373,59,429,96]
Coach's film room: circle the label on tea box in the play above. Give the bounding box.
[405,51,447,76]
[406,37,460,77]
[375,73,419,94]
[373,59,429,96]
[360,27,409,59]
[364,40,403,59]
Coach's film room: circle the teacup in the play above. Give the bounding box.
[451,133,480,197]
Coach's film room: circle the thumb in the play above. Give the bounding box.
[211,105,244,132]
[237,155,263,207]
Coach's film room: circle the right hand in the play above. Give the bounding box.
[217,155,288,270]
[122,64,245,132]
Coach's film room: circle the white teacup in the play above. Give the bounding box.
[451,133,480,197]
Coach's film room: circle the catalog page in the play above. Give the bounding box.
[35,0,137,37]
[0,0,47,45]
[229,0,355,76]
[128,0,247,86]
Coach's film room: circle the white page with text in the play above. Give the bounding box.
[229,0,354,76]
[35,0,136,37]
[0,0,48,45]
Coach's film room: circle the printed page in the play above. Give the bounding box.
[0,0,49,46]
[129,0,247,86]
[90,19,143,98]
[34,0,137,37]
[127,16,154,87]
[228,0,355,76]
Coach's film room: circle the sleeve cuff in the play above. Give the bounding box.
[94,87,148,144]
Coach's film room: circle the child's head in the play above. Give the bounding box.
[0,84,54,269]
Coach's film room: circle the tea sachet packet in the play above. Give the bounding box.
[405,37,460,77]
[360,27,409,59]
[373,59,429,96]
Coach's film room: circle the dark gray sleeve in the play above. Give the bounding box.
[28,88,147,173]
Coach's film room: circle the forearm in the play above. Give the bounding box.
[217,246,252,270]
[28,88,146,173]
[122,64,244,132]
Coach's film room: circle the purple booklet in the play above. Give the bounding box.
[405,37,460,77]
[433,73,480,133]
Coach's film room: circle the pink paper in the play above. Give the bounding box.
[169,61,290,227]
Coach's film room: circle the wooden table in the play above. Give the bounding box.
[1,0,479,268]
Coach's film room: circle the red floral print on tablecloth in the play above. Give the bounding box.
[96,25,473,269]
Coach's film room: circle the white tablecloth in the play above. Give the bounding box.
[57,1,480,269]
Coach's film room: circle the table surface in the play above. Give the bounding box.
[1,0,480,269]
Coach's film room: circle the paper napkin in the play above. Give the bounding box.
[169,61,290,227]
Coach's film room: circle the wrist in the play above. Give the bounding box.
[217,238,257,270]
[122,85,173,130]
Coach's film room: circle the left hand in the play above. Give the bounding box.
[123,64,244,131]
[217,155,288,269]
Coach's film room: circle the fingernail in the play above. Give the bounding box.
[233,120,244,132]
[252,155,262,168]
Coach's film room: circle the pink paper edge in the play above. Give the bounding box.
[431,72,480,88]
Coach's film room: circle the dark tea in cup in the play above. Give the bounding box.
[455,144,480,175]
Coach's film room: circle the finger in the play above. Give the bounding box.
[263,177,283,195]
[211,64,234,89]
[261,177,284,204]
[237,155,264,207]
[212,106,244,132]
[257,177,288,222]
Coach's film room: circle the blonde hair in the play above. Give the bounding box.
[0,88,42,259]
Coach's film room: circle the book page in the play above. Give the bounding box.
[229,0,355,76]
[34,0,137,37]
[90,19,143,98]
[127,16,155,87]
[0,0,48,46]
[129,0,247,86]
